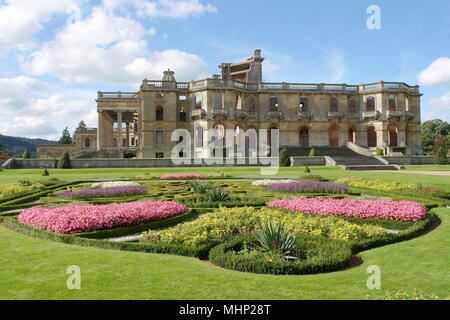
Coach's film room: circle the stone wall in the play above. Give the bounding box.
[381,156,435,165]
[290,157,326,166]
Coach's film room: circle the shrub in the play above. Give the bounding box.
[18,201,187,234]
[304,166,311,173]
[279,148,291,167]
[0,182,45,200]
[135,173,160,180]
[208,235,352,275]
[376,148,384,156]
[335,177,416,191]
[42,169,49,176]
[58,152,71,169]
[267,197,427,222]
[22,150,31,159]
[265,180,348,194]
[254,221,296,255]
[308,148,316,157]
[434,146,448,165]
[58,186,148,200]
[298,174,328,181]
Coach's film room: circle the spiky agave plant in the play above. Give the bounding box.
[255,221,297,256]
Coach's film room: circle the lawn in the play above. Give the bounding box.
[0,166,449,299]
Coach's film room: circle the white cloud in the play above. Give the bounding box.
[22,6,210,85]
[0,76,95,140]
[0,0,80,56]
[417,57,450,87]
[326,50,347,83]
[429,92,450,111]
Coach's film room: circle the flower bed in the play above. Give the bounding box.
[91,181,143,189]
[251,179,296,187]
[267,197,427,222]
[58,186,147,199]
[0,183,45,200]
[18,201,188,234]
[335,177,416,191]
[142,206,388,246]
[265,180,348,194]
[160,174,208,180]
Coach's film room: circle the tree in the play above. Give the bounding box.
[279,148,291,167]
[308,148,316,157]
[304,166,311,173]
[58,127,73,145]
[58,152,71,169]
[421,119,450,154]
[42,169,50,176]
[22,150,31,158]
[433,135,448,165]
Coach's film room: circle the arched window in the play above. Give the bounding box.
[300,127,309,147]
[348,99,357,113]
[235,94,242,110]
[195,93,202,109]
[367,96,375,111]
[329,126,339,148]
[195,126,203,148]
[367,126,377,147]
[388,95,396,111]
[388,125,398,147]
[214,91,223,110]
[84,137,90,148]
[269,96,278,111]
[330,97,338,112]
[247,96,256,112]
[348,128,356,144]
[299,97,308,112]
[156,105,164,121]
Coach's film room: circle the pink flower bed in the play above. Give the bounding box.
[160,174,208,180]
[18,201,188,234]
[267,197,427,222]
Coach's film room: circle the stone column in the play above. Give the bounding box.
[117,111,123,148]
[125,122,130,147]
[97,111,102,150]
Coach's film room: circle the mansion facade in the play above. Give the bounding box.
[38,50,423,159]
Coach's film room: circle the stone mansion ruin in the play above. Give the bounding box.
[37,50,423,162]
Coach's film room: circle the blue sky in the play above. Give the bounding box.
[0,0,449,140]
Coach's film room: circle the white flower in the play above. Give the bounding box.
[251,179,296,187]
[91,181,143,189]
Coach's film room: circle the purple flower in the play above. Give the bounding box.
[265,180,348,194]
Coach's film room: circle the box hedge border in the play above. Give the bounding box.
[208,235,353,275]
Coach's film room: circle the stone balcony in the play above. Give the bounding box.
[211,109,229,120]
[386,110,403,121]
[362,111,379,120]
[347,112,360,120]
[298,111,313,120]
[265,111,283,121]
[191,109,206,120]
[328,111,344,121]
[405,111,416,121]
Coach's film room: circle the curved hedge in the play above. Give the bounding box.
[209,235,352,275]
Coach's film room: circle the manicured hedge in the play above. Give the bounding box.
[208,235,352,275]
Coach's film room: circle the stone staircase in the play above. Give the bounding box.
[285,146,399,170]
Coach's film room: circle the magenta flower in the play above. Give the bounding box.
[18,201,187,234]
[267,197,426,222]
[160,174,208,180]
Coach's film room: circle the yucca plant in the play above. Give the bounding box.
[205,187,231,202]
[255,221,296,256]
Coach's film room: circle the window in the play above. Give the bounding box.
[178,95,187,101]
[156,105,164,121]
[330,97,338,112]
[348,99,357,113]
[214,92,223,110]
[299,97,308,111]
[155,130,164,145]
[247,96,256,112]
[236,94,242,110]
[388,95,396,111]
[195,126,203,148]
[84,137,90,147]
[179,107,187,122]
[155,152,164,158]
[269,96,278,111]
[195,93,202,109]
[367,96,375,111]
